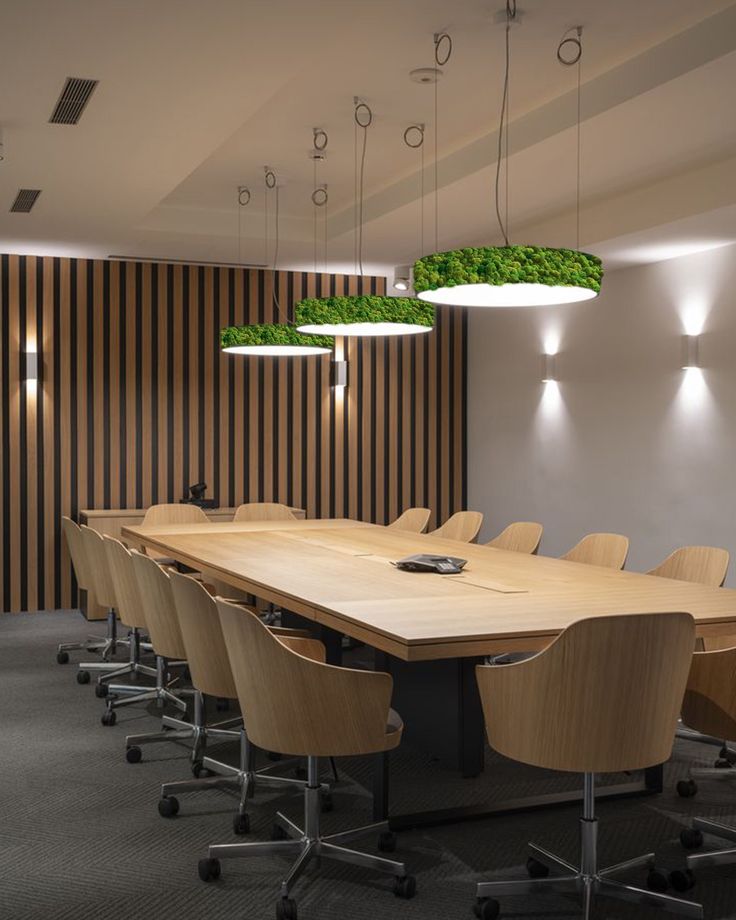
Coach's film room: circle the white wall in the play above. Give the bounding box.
[468,243,736,583]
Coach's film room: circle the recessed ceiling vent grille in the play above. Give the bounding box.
[10,189,41,213]
[49,77,98,124]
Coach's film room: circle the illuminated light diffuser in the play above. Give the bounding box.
[682,335,700,370]
[542,354,556,383]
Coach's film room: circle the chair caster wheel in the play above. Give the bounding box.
[198,857,221,882]
[192,760,212,778]
[669,869,696,892]
[125,745,142,764]
[101,709,116,726]
[276,897,298,920]
[320,791,333,813]
[378,831,397,853]
[677,779,698,798]
[526,856,549,878]
[233,813,250,835]
[94,683,108,698]
[646,869,670,893]
[719,746,736,766]
[714,758,733,770]
[680,828,704,850]
[474,897,500,919]
[57,651,70,664]
[77,670,91,685]
[215,697,230,712]
[158,796,180,818]
[393,875,416,899]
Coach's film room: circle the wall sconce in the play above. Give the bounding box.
[541,353,556,383]
[22,351,39,384]
[331,359,348,389]
[682,335,699,369]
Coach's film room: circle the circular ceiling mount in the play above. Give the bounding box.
[410,67,443,85]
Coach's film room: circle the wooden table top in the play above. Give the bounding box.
[121,521,736,661]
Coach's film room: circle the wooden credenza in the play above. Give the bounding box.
[79,506,306,540]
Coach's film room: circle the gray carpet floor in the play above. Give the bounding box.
[2,610,736,920]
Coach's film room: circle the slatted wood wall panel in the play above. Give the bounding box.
[0,254,467,612]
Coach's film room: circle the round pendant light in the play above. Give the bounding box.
[414,245,602,308]
[296,294,433,337]
[221,323,333,356]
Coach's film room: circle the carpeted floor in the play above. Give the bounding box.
[2,610,736,920]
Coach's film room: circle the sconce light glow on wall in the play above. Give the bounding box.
[682,335,700,370]
[542,353,556,383]
[331,359,348,389]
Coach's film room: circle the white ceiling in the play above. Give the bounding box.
[1,0,735,279]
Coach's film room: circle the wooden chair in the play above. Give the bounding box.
[160,572,320,832]
[430,510,483,543]
[486,522,543,555]
[675,646,736,875]
[648,546,729,587]
[387,508,431,534]
[198,597,416,916]
[561,532,629,570]
[96,536,188,731]
[233,502,296,522]
[473,612,698,920]
[56,517,115,665]
[141,503,210,525]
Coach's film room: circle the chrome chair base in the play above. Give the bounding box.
[686,817,736,870]
[200,756,415,909]
[61,609,129,666]
[101,655,190,725]
[159,718,312,829]
[475,775,702,920]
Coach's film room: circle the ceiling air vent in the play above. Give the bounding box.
[10,189,41,213]
[49,77,98,125]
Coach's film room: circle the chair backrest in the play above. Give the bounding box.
[476,612,695,774]
[648,546,729,588]
[102,536,149,631]
[168,572,239,699]
[387,508,431,534]
[79,525,117,609]
[486,522,543,555]
[561,532,629,569]
[232,502,296,522]
[216,597,398,757]
[62,516,92,591]
[129,551,188,660]
[141,503,209,526]
[430,510,484,543]
[681,647,736,743]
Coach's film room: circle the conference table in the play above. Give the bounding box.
[122,517,736,829]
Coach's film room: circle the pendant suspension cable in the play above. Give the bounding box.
[354,99,372,277]
[311,128,329,276]
[263,167,288,323]
[237,186,250,263]
[557,26,584,249]
[433,33,452,254]
[495,1,516,246]
[403,123,425,259]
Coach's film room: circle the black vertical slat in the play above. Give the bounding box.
[422,327,429,517]
[369,338,377,523]
[166,265,175,500]
[18,260,28,610]
[461,309,468,509]
[286,274,294,508]
[85,261,95,513]
[212,269,221,504]
[383,337,390,523]
[356,338,363,521]
[1,256,10,610]
[35,259,45,607]
[314,274,323,516]
[102,262,111,508]
[409,335,416,508]
[135,263,143,507]
[53,260,63,608]
[197,267,206,482]
[257,271,265,500]
[227,269,236,505]
[396,337,403,515]
[150,263,159,504]
[300,275,308,511]
[448,309,455,512]
[435,309,443,517]
[69,261,79,605]
[181,267,190,496]
[118,264,127,505]
[242,271,251,500]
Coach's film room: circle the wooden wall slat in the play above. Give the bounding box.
[0,254,466,611]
